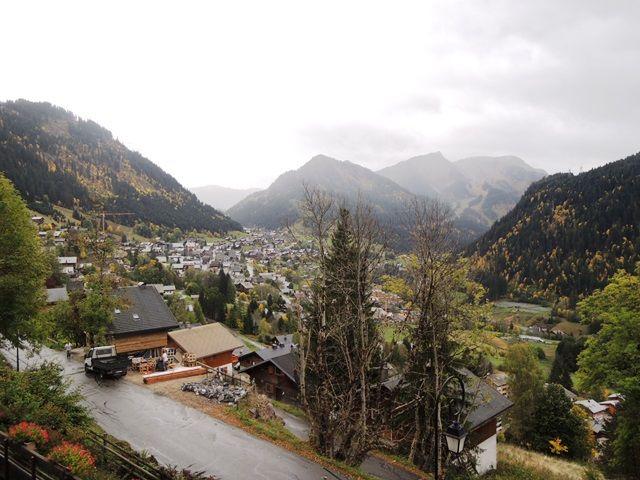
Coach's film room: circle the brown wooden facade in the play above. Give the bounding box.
[468,417,497,447]
[109,330,169,355]
[243,361,298,403]
[166,338,238,368]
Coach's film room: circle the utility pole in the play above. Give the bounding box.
[16,347,19,372]
[98,212,134,232]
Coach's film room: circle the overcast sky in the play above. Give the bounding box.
[2,1,639,189]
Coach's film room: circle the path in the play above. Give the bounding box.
[273,407,422,480]
[1,346,345,480]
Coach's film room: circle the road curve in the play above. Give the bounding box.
[1,346,344,480]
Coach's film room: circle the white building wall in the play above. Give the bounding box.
[474,433,498,475]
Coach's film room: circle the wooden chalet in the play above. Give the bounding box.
[106,285,179,355]
[241,350,299,403]
[460,368,513,474]
[167,323,243,369]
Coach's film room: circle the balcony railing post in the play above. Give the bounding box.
[30,453,37,479]
[3,439,9,480]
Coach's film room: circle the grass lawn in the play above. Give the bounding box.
[552,320,589,337]
[490,300,552,330]
[482,333,558,378]
[271,400,307,419]
[226,403,379,480]
[485,443,597,480]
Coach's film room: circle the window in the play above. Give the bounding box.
[267,366,275,375]
[266,383,274,394]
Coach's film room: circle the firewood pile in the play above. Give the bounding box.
[181,377,248,404]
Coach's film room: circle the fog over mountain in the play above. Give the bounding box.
[227,152,545,244]
[191,185,260,211]
[227,155,416,231]
[378,152,546,226]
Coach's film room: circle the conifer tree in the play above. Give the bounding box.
[299,191,386,465]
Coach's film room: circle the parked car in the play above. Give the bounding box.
[84,345,128,378]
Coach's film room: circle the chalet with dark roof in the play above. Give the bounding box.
[458,368,513,474]
[241,350,298,403]
[106,285,179,355]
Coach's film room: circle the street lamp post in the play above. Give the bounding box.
[436,374,468,479]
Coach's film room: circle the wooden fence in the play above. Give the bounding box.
[0,431,80,480]
[195,362,253,388]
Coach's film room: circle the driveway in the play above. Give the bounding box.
[1,346,345,480]
[273,408,421,480]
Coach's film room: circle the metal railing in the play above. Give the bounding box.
[83,430,167,480]
[0,431,80,480]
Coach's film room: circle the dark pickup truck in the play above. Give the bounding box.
[84,345,128,378]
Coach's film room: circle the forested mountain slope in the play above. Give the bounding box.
[227,154,417,229]
[468,153,640,304]
[0,100,240,233]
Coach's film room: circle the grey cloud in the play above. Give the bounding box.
[301,1,640,174]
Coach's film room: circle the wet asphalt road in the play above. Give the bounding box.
[2,346,344,480]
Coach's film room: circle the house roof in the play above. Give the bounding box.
[57,256,77,264]
[46,287,69,304]
[248,343,294,362]
[487,371,509,387]
[241,350,299,384]
[109,285,179,336]
[575,399,608,415]
[460,368,514,432]
[168,323,243,359]
[545,383,578,402]
[270,352,298,383]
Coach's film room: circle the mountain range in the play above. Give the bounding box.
[228,152,546,241]
[377,152,546,227]
[0,100,240,233]
[190,185,260,211]
[227,155,418,233]
[468,152,640,303]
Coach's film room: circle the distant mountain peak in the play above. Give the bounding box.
[308,153,339,163]
[227,154,416,232]
[377,152,546,227]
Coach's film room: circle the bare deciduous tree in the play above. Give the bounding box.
[394,198,484,478]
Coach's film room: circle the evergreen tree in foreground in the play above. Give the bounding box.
[300,202,386,465]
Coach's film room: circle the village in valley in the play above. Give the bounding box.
[3,5,640,478]
[20,204,619,480]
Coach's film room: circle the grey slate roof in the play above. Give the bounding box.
[270,351,298,383]
[242,350,299,384]
[46,287,69,303]
[108,285,179,336]
[460,368,513,431]
[254,343,294,361]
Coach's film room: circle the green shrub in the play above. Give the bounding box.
[0,361,89,432]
